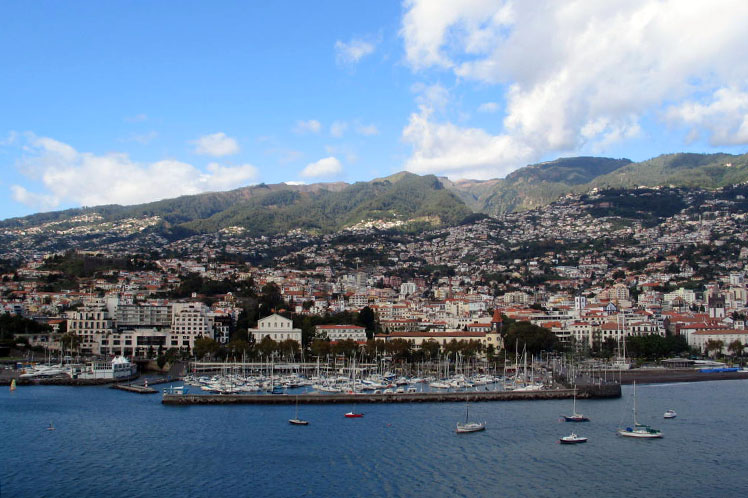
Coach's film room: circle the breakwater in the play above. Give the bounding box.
[619,368,748,384]
[0,373,140,386]
[162,385,620,405]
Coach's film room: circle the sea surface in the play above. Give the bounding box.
[2,379,747,497]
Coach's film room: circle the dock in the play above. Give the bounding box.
[111,383,157,394]
[162,384,620,405]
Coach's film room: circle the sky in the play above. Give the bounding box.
[2,0,748,219]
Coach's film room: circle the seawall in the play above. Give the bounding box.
[162,386,621,405]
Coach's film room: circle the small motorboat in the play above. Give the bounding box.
[345,412,364,418]
[663,409,677,419]
[559,433,587,444]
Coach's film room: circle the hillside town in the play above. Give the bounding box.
[2,186,748,363]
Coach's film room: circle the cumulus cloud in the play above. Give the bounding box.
[401,0,748,178]
[335,37,377,65]
[300,156,343,178]
[11,134,258,210]
[293,119,322,134]
[192,132,239,156]
[665,87,748,146]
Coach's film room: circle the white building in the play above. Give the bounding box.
[315,324,367,341]
[251,313,302,343]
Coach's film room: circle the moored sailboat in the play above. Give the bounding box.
[289,396,309,425]
[456,401,485,433]
[562,388,589,422]
[618,381,662,439]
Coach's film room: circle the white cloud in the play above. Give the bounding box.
[401,0,748,178]
[330,121,348,138]
[335,38,376,65]
[300,156,343,178]
[412,83,450,111]
[11,135,258,210]
[477,102,499,113]
[665,87,748,146]
[355,123,379,136]
[192,132,239,156]
[402,105,534,179]
[293,119,322,134]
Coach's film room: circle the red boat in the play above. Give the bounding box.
[345,411,363,418]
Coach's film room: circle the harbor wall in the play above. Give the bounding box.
[162,388,619,406]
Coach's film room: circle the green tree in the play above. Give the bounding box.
[727,339,743,358]
[310,339,331,358]
[705,339,724,358]
[257,336,278,358]
[194,336,219,360]
[503,321,557,355]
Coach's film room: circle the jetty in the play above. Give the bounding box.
[111,383,157,394]
[162,384,620,405]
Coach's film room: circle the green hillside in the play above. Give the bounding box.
[588,152,748,189]
[446,157,631,215]
[184,173,472,235]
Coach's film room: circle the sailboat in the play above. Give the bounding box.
[456,401,485,433]
[289,396,308,425]
[562,388,589,422]
[47,422,56,431]
[618,381,662,438]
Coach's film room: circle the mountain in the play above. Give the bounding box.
[0,173,472,241]
[588,152,748,189]
[444,157,632,216]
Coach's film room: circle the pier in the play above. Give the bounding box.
[162,385,620,405]
[111,383,157,394]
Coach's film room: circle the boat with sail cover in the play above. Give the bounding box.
[456,402,485,433]
[618,381,662,439]
[562,388,589,422]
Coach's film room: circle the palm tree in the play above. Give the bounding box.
[727,339,744,358]
[705,339,725,358]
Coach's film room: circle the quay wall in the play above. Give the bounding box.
[162,387,619,406]
[618,369,748,385]
[0,373,140,386]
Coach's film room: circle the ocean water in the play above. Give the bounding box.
[2,380,747,497]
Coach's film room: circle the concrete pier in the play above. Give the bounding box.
[111,383,157,394]
[162,385,620,405]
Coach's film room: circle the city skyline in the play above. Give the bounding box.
[2,0,748,219]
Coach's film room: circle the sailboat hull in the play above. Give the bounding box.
[456,423,485,433]
[617,429,662,438]
[289,419,309,425]
[562,415,590,422]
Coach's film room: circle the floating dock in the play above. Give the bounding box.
[162,384,620,405]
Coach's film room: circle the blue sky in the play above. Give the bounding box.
[2,1,748,219]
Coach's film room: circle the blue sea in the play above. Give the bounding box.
[2,379,747,497]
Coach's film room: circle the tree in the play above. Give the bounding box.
[310,339,331,358]
[357,306,377,339]
[332,339,358,357]
[60,332,81,353]
[257,336,278,358]
[421,340,440,359]
[503,321,557,355]
[727,339,743,358]
[705,339,725,358]
[194,336,219,360]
